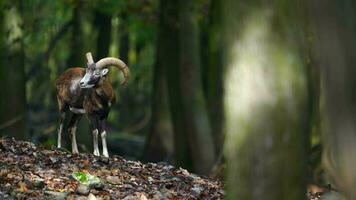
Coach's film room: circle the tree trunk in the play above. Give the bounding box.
[116,11,131,131]
[67,0,84,67]
[206,0,224,156]
[159,0,193,170]
[178,0,216,174]
[94,10,112,60]
[0,2,29,140]
[119,12,129,64]
[310,0,356,198]
[223,0,310,199]
[142,4,175,161]
[142,49,173,162]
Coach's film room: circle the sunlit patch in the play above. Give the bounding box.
[224,8,307,151]
[225,9,274,151]
[4,7,22,50]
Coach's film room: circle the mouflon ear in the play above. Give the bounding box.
[101,68,109,76]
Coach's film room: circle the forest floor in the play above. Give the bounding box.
[0,138,223,200]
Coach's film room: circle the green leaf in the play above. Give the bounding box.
[72,172,101,186]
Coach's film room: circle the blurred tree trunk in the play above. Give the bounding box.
[67,0,84,67]
[142,45,173,162]
[119,12,129,64]
[310,0,356,198]
[142,3,175,161]
[304,9,322,183]
[0,2,29,140]
[223,0,310,199]
[94,10,111,59]
[206,0,224,156]
[178,0,215,174]
[159,0,193,170]
[117,11,130,131]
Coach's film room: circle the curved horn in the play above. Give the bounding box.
[86,52,94,65]
[85,52,95,69]
[95,57,129,85]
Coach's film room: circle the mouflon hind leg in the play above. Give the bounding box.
[100,119,109,158]
[56,96,67,149]
[92,129,100,156]
[57,112,65,148]
[68,113,82,154]
[101,130,109,158]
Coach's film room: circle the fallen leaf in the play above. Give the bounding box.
[17,182,28,192]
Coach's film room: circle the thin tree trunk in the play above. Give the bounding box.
[223,0,310,199]
[94,10,111,60]
[0,2,28,140]
[142,9,175,162]
[159,0,193,170]
[67,0,84,67]
[206,0,224,155]
[116,11,131,131]
[142,50,173,162]
[310,1,356,198]
[119,12,129,64]
[178,0,216,174]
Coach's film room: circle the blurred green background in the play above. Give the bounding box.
[1,0,356,199]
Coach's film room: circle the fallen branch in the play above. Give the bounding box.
[0,114,24,130]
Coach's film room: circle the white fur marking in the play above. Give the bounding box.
[70,126,79,154]
[69,106,86,114]
[70,79,80,93]
[101,131,109,158]
[57,124,63,148]
[93,129,100,156]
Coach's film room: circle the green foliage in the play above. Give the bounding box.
[72,172,101,186]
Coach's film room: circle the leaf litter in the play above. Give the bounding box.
[0,138,223,199]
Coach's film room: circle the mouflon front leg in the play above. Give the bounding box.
[92,129,100,156]
[89,115,100,156]
[101,130,109,158]
[100,119,109,158]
